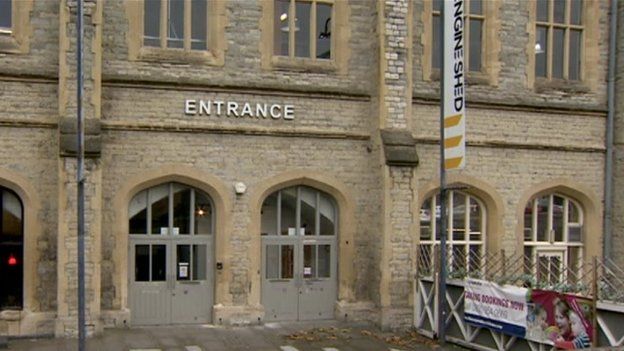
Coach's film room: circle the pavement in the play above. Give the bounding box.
[3,320,462,351]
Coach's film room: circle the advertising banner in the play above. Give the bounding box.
[526,290,594,349]
[464,278,528,338]
[443,0,465,170]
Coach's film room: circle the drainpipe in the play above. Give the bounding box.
[604,0,617,261]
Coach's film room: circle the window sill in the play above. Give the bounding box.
[429,69,493,86]
[0,33,23,54]
[0,309,22,321]
[534,78,590,94]
[135,46,224,66]
[270,56,338,74]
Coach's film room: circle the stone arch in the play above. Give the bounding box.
[417,174,505,253]
[0,168,42,315]
[111,164,231,313]
[247,170,357,310]
[516,179,602,260]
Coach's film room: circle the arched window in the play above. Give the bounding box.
[129,182,213,236]
[523,193,583,285]
[0,187,23,309]
[419,190,486,276]
[261,185,336,237]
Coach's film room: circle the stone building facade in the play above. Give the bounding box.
[0,0,618,337]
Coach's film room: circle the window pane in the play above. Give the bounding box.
[303,245,316,278]
[150,184,169,235]
[570,0,582,25]
[469,19,482,72]
[177,244,191,281]
[535,26,548,77]
[553,196,564,242]
[266,245,279,279]
[168,0,185,48]
[295,1,311,57]
[194,191,212,235]
[469,0,482,15]
[568,201,580,223]
[280,188,297,236]
[274,0,290,56]
[432,15,441,69]
[524,200,533,241]
[536,196,549,241]
[452,192,466,240]
[152,245,167,281]
[318,244,331,278]
[129,191,148,234]
[420,198,432,240]
[469,197,481,240]
[319,192,335,236]
[192,245,207,280]
[191,0,207,50]
[553,28,564,78]
[0,0,11,29]
[316,3,332,59]
[569,226,582,242]
[135,245,150,282]
[569,29,582,81]
[553,0,566,23]
[300,187,317,236]
[536,0,548,22]
[261,193,278,236]
[143,0,160,46]
[452,245,466,273]
[172,184,191,235]
[281,245,294,279]
[2,190,22,237]
[468,245,481,273]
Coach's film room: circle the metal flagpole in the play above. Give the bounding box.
[437,0,448,344]
[76,0,86,349]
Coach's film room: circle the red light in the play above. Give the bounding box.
[8,255,17,266]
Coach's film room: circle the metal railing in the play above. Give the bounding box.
[417,244,624,304]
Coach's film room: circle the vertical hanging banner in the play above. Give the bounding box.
[443,0,466,170]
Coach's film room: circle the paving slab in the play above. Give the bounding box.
[4,320,462,351]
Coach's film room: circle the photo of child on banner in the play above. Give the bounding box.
[526,290,593,349]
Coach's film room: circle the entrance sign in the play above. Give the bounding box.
[443,0,465,170]
[464,278,528,338]
[184,99,295,120]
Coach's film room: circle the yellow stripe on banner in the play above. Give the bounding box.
[444,114,462,128]
[445,157,463,170]
[444,135,463,148]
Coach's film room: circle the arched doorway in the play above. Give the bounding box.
[128,182,214,325]
[260,185,338,321]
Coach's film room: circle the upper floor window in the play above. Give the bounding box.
[432,0,484,73]
[261,0,348,73]
[143,0,207,51]
[0,0,11,34]
[273,0,333,60]
[534,0,583,81]
[126,0,225,64]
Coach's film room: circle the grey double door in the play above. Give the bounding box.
[129,236,212,325]
[261,235,337,321]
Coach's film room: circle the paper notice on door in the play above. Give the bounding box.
[288,228,296,236]
[304,267,312,276]
[160,227,168,235]
[172,227,180,235]
[179,263,189,278]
